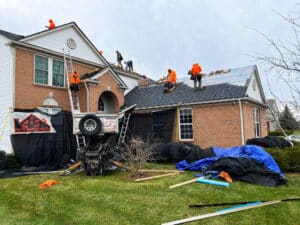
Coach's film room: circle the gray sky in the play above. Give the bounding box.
[0,0,299,113]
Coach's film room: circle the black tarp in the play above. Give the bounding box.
[205,157,287,187]
[10,109,77,170]
[128,109,176,143]
[154,142,215,163]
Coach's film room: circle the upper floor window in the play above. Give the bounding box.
[254,107,261,137]
[179,108,193,141]
[34,55,64,88]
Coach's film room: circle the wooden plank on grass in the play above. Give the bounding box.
[135,172,179,182]
[161,200,282,225]
[169,178,198,189]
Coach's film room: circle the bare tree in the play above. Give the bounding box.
[254,10,300,117]
[120,136,159,174]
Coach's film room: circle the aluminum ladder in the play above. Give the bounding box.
[63,49,80,113]
[118,113,131,144]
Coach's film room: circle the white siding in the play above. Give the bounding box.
[120,75,138,94]
[24,26,105,65]
[245,75,263,103]
[0,35,14,153]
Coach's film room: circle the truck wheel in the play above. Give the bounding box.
[79,114,102,136]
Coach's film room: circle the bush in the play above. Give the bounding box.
[266,145,300,172]
[268,130,294,136]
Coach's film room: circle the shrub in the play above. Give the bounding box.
[268,130,294,136]
[266,145,300,172]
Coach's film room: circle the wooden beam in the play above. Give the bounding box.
[138,169,184,173]
[161,200,282,225]
[135,172,179,182]
[169,178,198,189]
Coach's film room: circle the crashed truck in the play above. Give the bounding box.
[64,51,135,176]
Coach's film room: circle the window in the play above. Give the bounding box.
[34,55,64,87]
[152,111,164,139]
[35,55,48,85]
[179,108,193,140]
[254,107,260,137]
[98,98,104,112]
[52,60,64,87]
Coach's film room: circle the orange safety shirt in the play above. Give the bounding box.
[48,20,56,29]
[69,73,81,84]
[191,63,202,76]
[167,70,177,83]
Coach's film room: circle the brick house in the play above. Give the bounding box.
[0,22,142,153]
[0,22,268,153]
[125,66,268,148]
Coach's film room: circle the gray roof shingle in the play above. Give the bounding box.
[125,83,247,109]
[0,30,24,41]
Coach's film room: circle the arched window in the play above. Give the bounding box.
[98,98,104,112]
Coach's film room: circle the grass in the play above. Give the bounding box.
[0,164,299,225]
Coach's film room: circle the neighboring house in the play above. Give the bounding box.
[0,22,142,153]
[266,99,280,132]
[125,65,268,148]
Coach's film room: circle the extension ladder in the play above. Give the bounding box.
[63,49,80,113]
[118,113,131,144]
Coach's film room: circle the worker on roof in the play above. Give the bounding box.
[46,19,56,29]
[124,60,133,72]
[188,63,204,90]
[116,50,123,68]
[69,71,81,93]
[164,69,177,92]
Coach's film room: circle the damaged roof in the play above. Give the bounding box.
[125,83,247,109]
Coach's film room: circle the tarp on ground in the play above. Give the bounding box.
[176,145,285,186]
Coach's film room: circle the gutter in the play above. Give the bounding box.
[239,99,245,145]
[134,97,250,111]
[84,81,90,112]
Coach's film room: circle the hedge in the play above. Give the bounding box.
[266,141,300,172]
[268,130,294,136]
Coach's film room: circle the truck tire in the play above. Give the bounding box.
[79,114,102,136]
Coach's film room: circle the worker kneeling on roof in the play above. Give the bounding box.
[69,71,81,92]
[188,63,204,90]
[164,69,177,91]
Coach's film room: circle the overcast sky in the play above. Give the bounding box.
[0,0,299,113]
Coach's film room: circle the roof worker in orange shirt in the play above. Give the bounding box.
[188,63,204,90]
[69,71,81,94]
[46,19,56,29]
[164,69,177,93]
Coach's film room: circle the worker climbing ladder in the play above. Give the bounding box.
[63,49,80,113]
[63,49,87,151]
[118,113,131,144]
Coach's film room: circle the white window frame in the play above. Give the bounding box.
[34,54,65,88]
[254,107,261,137]
[178,108,194,141]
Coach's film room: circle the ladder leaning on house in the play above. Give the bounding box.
[63,49,80,113]
[118,113,131,144]
[63,49,87,150]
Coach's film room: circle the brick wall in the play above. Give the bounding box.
[172,101,268,148]
[14,47,124,112]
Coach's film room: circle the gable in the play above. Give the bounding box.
[20,24,105,66]
[245,70,265,103]
[91,68,127,89]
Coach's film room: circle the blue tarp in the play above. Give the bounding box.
[176,145,283,176]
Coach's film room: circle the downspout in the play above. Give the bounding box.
[84,81,90,112]
[239,99,245,145]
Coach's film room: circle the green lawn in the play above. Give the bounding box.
[0,164,299,225]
